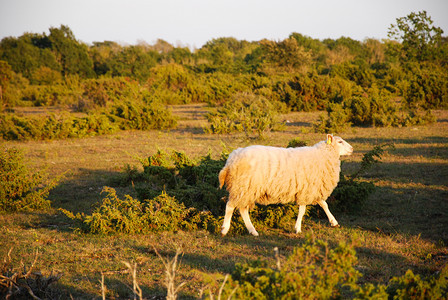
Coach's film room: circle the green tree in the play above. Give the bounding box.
[48,25,95,77]
[109,45,159,82]
[388,10,444,61]
[0,34,60,79]
[260,38,312,73]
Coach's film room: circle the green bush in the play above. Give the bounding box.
[313,89,436,133]
[59,187,196,234]
[220,235,363,299]
[404,64,448,109]
[313,102,352,133]
[215,235,447,299]
[107,98,178,130]
[327,143,394,213]
[387,266,448,299]
[0,113,118,140]
[0,98,177,141]
[0,147,58,212]
[205,92,285,138]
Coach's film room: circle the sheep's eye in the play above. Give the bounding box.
[337,141,342,143]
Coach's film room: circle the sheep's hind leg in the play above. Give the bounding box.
[294,205,307,233]
[317,200,339,228]
[240,207,259,236]
[221,203,235,236]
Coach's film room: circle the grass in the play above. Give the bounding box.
[1,106,447,299]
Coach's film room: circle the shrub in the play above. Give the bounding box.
[405,64,448,109]
[219,235,363,299]
[328,143,394,213]
[107,98,178,130]
[313,102,352,133]
[313,89,436,133]
[0,113,119,140]
[59,187,196,234]
[0,98,177,141]
[387,266,448,299]
[286,137,308,148]
[0,147,58,212]
[216,235,447,299]
[205,93,285,138]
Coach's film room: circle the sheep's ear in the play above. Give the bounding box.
[326,134,333,145]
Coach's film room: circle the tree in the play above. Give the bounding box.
[48,25,95,77]
[260,38,312,73]
[388,10,444,61]
[109,45,159,82]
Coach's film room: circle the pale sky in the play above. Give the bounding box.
[1,0,447,48]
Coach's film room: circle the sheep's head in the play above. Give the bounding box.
[326,134,353,156]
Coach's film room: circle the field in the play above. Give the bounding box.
[1,105,448,299]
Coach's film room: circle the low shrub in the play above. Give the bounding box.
[387,266,448,299]
[219,235,364,299]
[215,235,447,299]
[0,98,177,141]
[313,102,352,133]
[0,113,118,140]
[108,98,178,130]
[0,147,59,212]
[313,90,437,133]
[327,143,394,213]
[59,187,222,234]
[205,92,285,138]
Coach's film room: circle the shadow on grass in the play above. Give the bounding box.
[48,275,167,300]
[347,135,448,145]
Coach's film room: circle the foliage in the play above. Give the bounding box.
[1,16,446,136]
[286,137,307,148]
[217,235,447,299]
[0,98,177,141]
[313,88,437,133]
[59,187,201,234]
[388,10,444,62]
[205,92,285,138]
[387,265,448,299]
[220,235,363,299]
[0,147,59,212]
[0,112,118,140]
[313,102,352,133]
[328,143,395,213]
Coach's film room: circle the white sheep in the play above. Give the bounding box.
[219,134,353,236]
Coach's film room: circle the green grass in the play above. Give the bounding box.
[1,107,447,299]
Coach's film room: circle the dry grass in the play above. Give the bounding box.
[1,106,447,298]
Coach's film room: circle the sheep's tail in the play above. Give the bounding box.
[218,166,228,189]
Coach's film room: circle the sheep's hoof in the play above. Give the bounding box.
[330,224,340,229]
[250,230,259,237]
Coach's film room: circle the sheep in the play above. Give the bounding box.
[219,134,353,236]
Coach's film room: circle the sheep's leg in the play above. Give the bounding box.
[317,200,339,227]
[239,207,259,236]
[294,205,307,234]
[221,203,235,236]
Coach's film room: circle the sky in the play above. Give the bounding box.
[1,0,447,49]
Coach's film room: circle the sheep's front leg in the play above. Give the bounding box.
[294,205,307,233]
[317,200,339,227]
[221,203,235,236]
[239,207,259,236]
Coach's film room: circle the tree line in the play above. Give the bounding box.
[0,11,447,139]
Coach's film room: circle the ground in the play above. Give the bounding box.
[1,105,447,299]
